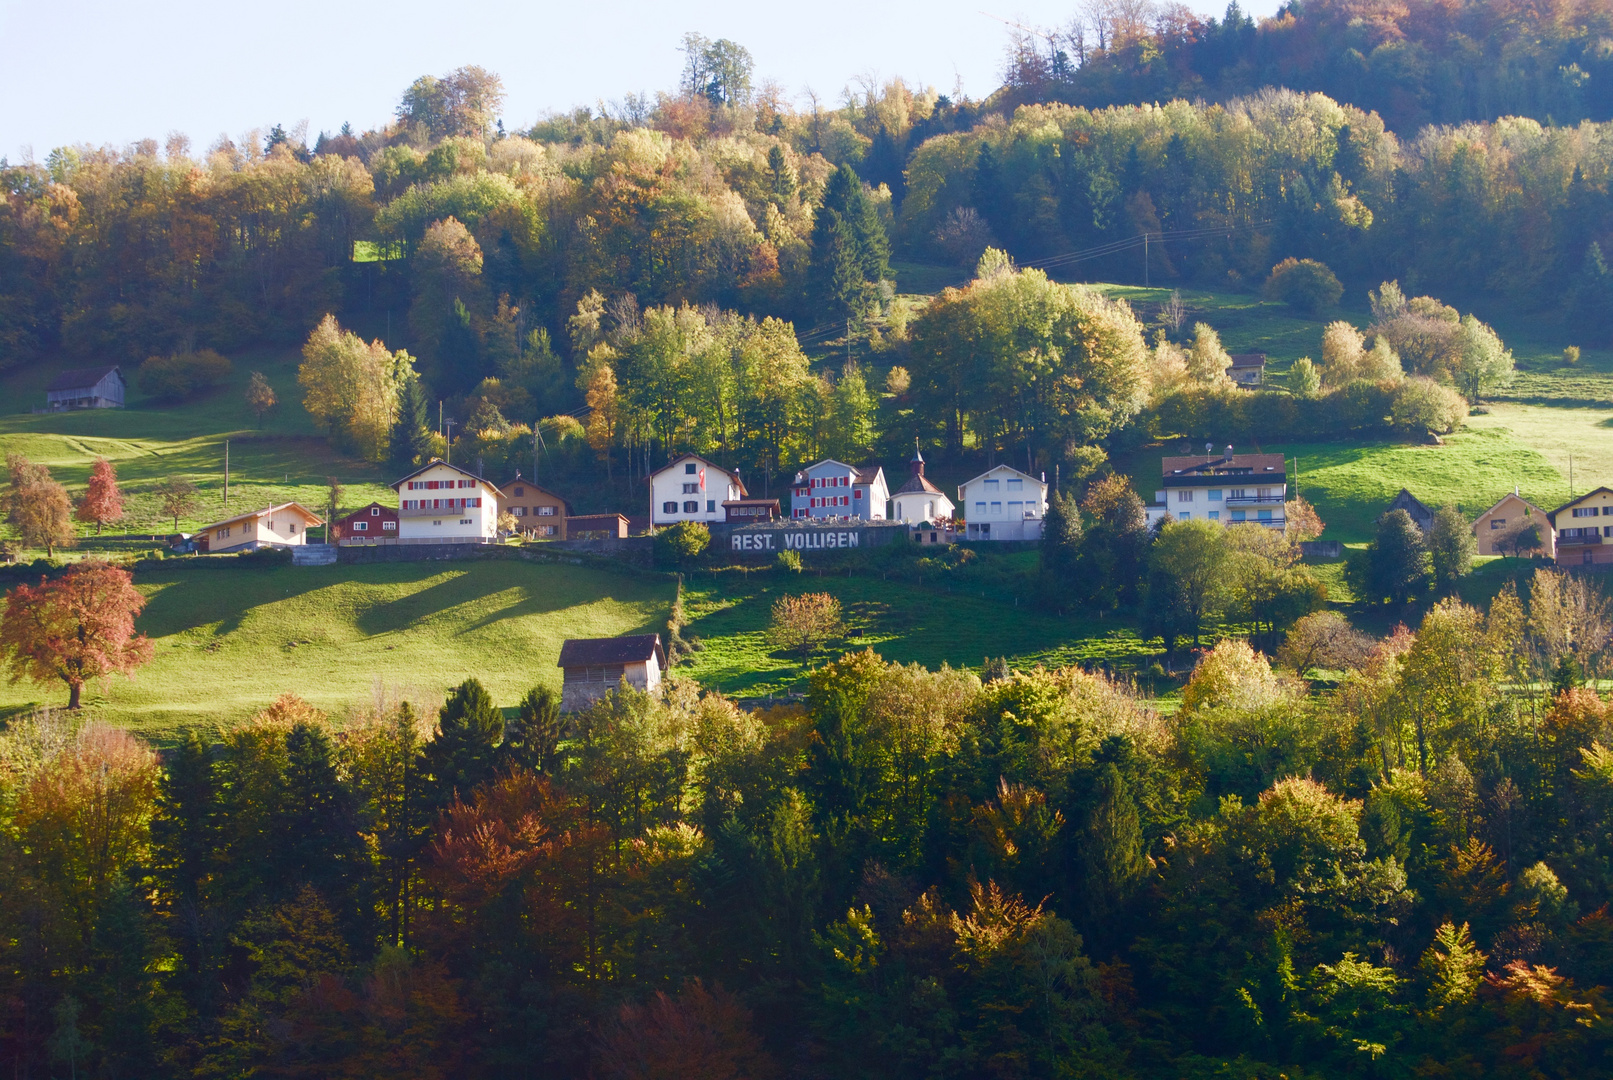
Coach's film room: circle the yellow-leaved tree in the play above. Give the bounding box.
[298,315,416,462]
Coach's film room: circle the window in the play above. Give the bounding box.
[1605,525,1613,537]
[1231,510,1246,522]
[1177,489,1193,503]
[514,487,524,496]
[370,506,380,516]
[1209,490,1223,501]
[1490,518,1505,529]
[353,521,368,531]
[1258,509,1273,522]
[382,521,395,531]
[460,518,472,525]
[1208,510,1220,521]
[1574,507,1599,517]
[854,489,862,499]
[433,520,442,526]
[984,479,999,491]
[513,506,527,517]
[685,463,697,474]
[218,526,231,538]
[1230,488,1247,500]
[1257,487,1272,498]
[707,500,716,512]
[683,501,699,513]
[663,501,678,514]
[795,487,808,498]
[990,501,1002,514]
[1178,512,1190,520]
[1008,500,1023,516]
[1007,478,1022,491]
[537,505,555,515]
[975,501,986,516]
[683,482,699,494]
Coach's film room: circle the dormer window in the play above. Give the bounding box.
[685,463,697,474]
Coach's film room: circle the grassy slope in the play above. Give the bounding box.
[0,560,673,744]
[0,345,393,551]
[679,567,1148,699]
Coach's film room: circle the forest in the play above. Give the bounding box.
[5,572,1613,1077]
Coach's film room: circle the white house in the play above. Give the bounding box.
[199,502,323,554]
[790,459,889,520]
[957,464,1047,541]
[890,447,954,524]
[392,459,501,542]
[45,366,125,410]
[649,453,746,527]
[557,634,666,712]
[1144,447,1287,529]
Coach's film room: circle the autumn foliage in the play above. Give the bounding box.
[74,457,124,534]
[0,561,153,708]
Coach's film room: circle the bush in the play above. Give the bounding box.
[768,592,844,658]
[653,521,710,568]
[776,549,802,574]
[1263,258,1344,313]
[137,349,233,399]
[1390,376,1467,436]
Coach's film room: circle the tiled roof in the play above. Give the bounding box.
[894,473,945,496]
[557,634,665,668]
[1161,453,1285,477]
[46,366,122,392]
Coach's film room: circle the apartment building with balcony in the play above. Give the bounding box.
[1145,447,1287,529]
[392,459,501,542]
[1548,487,1613,565]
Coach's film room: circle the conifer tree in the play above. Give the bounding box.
[1041,489,1083,595]
[809,164,890,317]
[503,685,562,774]
[420,678,504,809]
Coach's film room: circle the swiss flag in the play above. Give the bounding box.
[698,466,706,491]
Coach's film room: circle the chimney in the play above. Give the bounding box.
[911,439,925,478]
[1224,444,1233,461]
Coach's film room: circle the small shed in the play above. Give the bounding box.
[724,498,781,523]
[45,366,126,410]
[557,634,666,712]
[1226,353,1266,387]
[565,513,630,539]
[1385,488,1435,534]
[334,501,398,542]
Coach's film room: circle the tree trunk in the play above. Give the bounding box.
[68,680,82,710]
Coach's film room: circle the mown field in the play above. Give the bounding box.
[0,559,672,744]
[0,345,391,547]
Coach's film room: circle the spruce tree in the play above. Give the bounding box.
[277,722,362,913]
[420,678,504,809]
[1570,242,1613,345]
[152,731,217,914]
[504,685,562,774]
[808,164,890,317]
[1428,503,1476,589]
[1041,489,1083,596]
[390,370,432,471]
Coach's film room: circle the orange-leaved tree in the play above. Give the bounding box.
[6,452,75,556]
[1,561,154,708]
[75,457,125,535]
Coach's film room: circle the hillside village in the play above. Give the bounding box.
[8,11,1613,1078]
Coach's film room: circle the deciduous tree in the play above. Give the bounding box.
[1,562,153,708]
[769,592,844,658]
[156,476,199,531]
[75,457,123,535]
[6,452,75,555]
[245,371,277,426]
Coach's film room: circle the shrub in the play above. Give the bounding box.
[776,549,802,573]
[654,521,710,568]
[1263,258,1344,313]
[1390,376,1467,436]
[1564,345,1582,367]
[138,349,233,399]
[768,592,843,658]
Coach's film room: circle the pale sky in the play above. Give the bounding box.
[0,0,1283,161]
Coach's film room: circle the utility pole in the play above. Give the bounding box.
[444,419,456,465]
[1143,232,1150,287]
[223,440,229,506]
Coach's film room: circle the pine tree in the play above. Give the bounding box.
[420,678,504,810]
[85,876,159,1078]
[151,731,218,990]
[1041,489,1083,596]
[391,371,432,472]
[809,165,890,317]
[503,685,562,774]
[1428,503,1475,589]
[277,722,363,918]
[1079,764,1150,920]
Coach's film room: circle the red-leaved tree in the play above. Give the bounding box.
[75,457,125,535]
[1,561,154,708]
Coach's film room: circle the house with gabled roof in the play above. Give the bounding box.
[790,459,889,520]
[1548,487,1613,565]
[557,634,666,712]
[198,502,323,554]
[890,446,954,525]
[45,366,125,410]
[497,472,570,538]
[392,458,501,543]
[958,464,1048,541]
[1474,491,1553,558]
[1145,446,1286,529]
[648,453,747,527]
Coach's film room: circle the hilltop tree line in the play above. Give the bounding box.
[6,567,1613,1076]
[1000,0,1613,133]
[3,43,1610,404]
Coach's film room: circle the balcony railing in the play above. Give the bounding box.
[1559,531,1604,546]
[1223,493,1285,505]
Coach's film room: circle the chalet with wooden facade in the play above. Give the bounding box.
[497,473,569,538]
[45,366,125,410]
[557,634,666,712]
[333,501,398,542]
